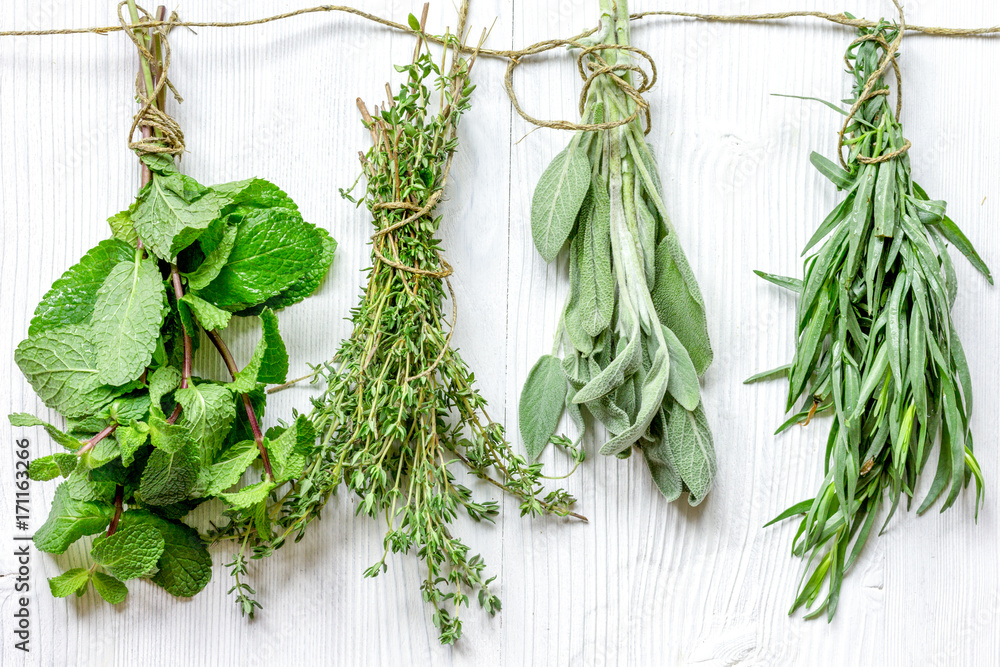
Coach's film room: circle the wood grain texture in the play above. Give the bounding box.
[1,1,998,665]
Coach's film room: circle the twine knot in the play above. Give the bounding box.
[117,2,185,157]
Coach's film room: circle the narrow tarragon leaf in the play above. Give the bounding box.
[29,239,134,336]
[531,142,591,262]
[15,325,123,418]
[48,568,92,598]
[180,293,231,331]
[92,256,168,386]
[175,382,236,462]
[753,270,803,293]
[194,209,322,311]
[34,483,113,554]
[120,510,212,598]
[518,355,567,461]
[90,523,165,580]
[91,572,128,604]
[132,171,231,261]
[810,151,853,190]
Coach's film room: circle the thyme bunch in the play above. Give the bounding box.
[218,6,580,644]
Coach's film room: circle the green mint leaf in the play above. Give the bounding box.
[531,142,591,262]
[174,381,236,462]
[407,12,421,31]
[15,325,124,418]
[139,442,200,506]
[266,415,313,481]
[48,568,92,598]
[78,437,121,471]
[243,226,337,315]
[201,439,259,496]
[91,572,128,604]
[193,208,322,311]
[132,171,231,261]
[220,479,275,510]
[183,223,238,292]
[116,421,150,467]
[180,293,231,331]
[148,366,182,414]
[90,523,165,580]
[119,510,212,598]
[518,355,567,461]
[230,309,287,392]
[65,469,116,502]
[29,239,134,336]
[110,394,152,424]
[28,453,78,481]
[9,413,81,450]
[107,207,139,246]
[209,177,298,211]
[92,256,168,386]
[34,482,113,553]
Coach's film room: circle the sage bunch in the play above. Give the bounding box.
[215,6,580,644]
[751,19,991,619]
[519,0,716,503]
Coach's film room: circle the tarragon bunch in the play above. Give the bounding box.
[751,19,990,619]
[13,49,335,606]
[519,0,716,503]
[215,8,579,645]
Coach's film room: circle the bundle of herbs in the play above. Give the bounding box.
[518,0,716,503]
[751,18,990,619]
[216,5,580,644]
[11,1,334,605]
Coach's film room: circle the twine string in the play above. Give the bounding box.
[116,2,185,156]
[836,1,911,167]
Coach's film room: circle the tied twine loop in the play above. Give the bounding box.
[505,39,657,134]
[117,2,185,157]
[370,191,453,279]
[836,0,911,168]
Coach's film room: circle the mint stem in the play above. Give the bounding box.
[205,329,273,480]
[106,485,124,537]
[77,423,118,456]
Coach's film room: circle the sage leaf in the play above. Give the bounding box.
[664,401,716,505]
[531,141,591,262]
[518,355,568,460]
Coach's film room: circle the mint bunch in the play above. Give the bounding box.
[13,153,335,604]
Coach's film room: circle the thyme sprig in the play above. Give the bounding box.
[215,5,581,644]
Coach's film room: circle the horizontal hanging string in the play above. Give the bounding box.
[1,4,996,137]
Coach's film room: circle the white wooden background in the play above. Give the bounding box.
[2,1,998,665]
